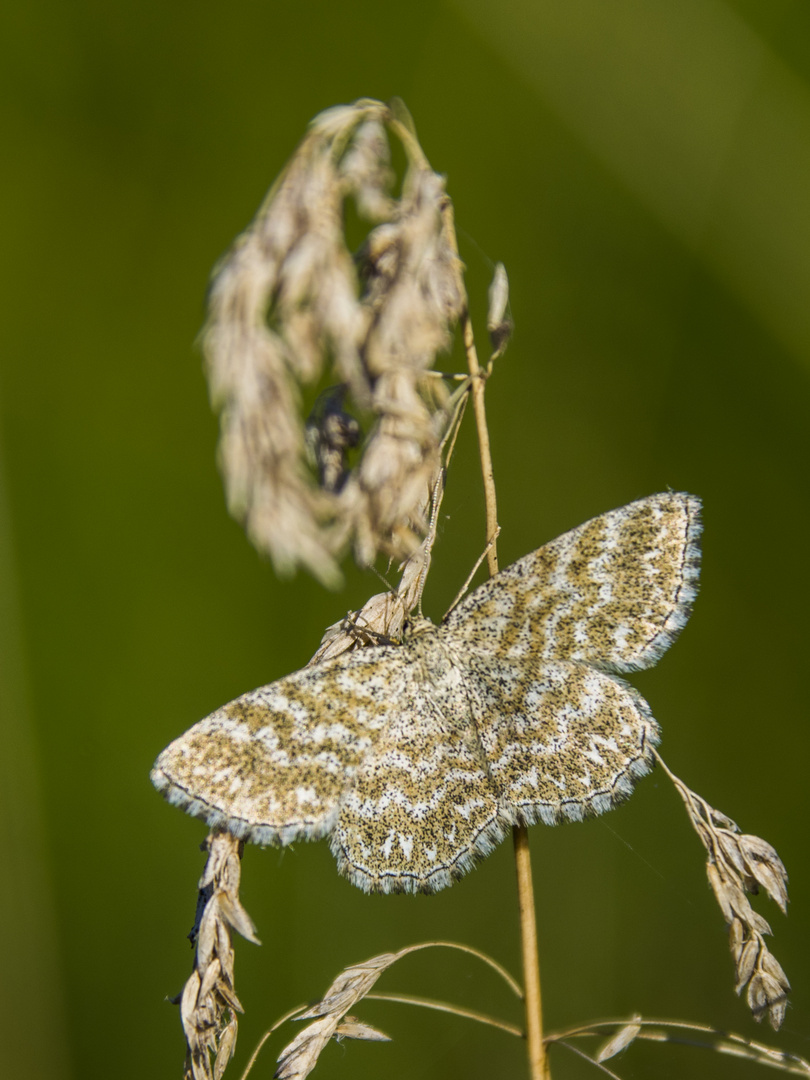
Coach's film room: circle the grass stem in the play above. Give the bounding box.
[443,202,549,1077]
[513,824,549,1079]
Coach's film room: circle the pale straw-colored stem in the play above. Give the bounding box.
[513,824,548,1080]
[467,325,548,1076]
[366,992,524,1038]
[463,310,499,576]
[443,197,548,1079]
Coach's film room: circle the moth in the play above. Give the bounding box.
[152,493,701,893]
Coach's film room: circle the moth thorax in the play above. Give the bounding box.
[403,614,437,640]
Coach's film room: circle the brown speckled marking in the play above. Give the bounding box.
[151,492,701,893]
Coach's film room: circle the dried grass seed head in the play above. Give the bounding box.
[203,99,467,585]
[179,832,258,1080]
[660,756,792,1030]
[487,262,512,355]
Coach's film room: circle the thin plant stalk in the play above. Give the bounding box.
[263,939,524,1080]
[365,993,524,1038]
[468,331,547,1077]
[513,824,548,1080]
[445,199,547,1079]
[548,1017,810,1076]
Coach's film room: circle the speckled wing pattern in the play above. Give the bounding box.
[152,492,701,893]
[443,492,702,673]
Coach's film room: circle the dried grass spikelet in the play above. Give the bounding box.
[272,941,523,1080]
[486,262,512,359]
[204,98,467,586]
[274,953,397,1080]
[549,1016,810,1075]
[594,1017,642,1063]
[179,832,260,1080]
[654,751,790,1029]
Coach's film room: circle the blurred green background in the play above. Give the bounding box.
[2,1,810,1078]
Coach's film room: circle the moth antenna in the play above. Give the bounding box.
[415,469,446,618]
[369,564,396,593]
[443,527,501,621]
